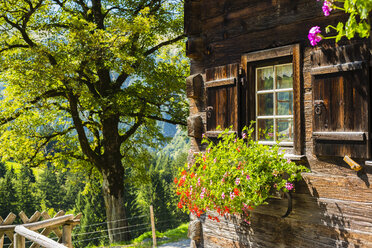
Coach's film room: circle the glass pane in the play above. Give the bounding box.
[276,64,293,89]
[257,119,274,141]
[257,67,274,90]
[257,93,273,116]
[277,119,293,142]
[276,91,293,115]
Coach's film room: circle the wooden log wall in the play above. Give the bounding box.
[185,0,372,247]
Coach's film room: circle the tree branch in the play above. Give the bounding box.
[0,44,29,53]
[144,34,186,56]
[120,118,144,143]
[28,126,76,164]
[0,90,66,125]
[67,91,102,166]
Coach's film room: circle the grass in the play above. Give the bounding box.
[92,223,188,248]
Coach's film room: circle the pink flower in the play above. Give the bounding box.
[246,174,250,180]
[285,182,294,191]
[200,187,206,199]
[322,1,332,16]
[268,133,274,137]
[213,158,217,163]
[230,192,235,200]
[207,148,211,153]
[242,133,247,139]
[235,177,240,185]
[197,177,201,186]
[308,26,322,46]
[210,180,213,185]
[221,178,225,183]
[221,192,225,199]
[286,158,291,163]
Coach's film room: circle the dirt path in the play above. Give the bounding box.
[158,239,190,248]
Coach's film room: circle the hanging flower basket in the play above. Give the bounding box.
[175,126,308,223]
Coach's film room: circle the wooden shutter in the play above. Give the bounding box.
[311,44,370,158]
[205,63,240,136]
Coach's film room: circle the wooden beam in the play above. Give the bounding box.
[205,131,237,138]
[205,78,236,88]
[312,132,366,141]
[242,45,294,63]
[0,215,74,232]
[310,61,364,75]
[14,233,25,248]
[14,226,67,248]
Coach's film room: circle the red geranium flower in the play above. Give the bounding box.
[174,177,178,184]
[234,188,240,196]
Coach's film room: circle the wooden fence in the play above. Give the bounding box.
[0,211,81,248]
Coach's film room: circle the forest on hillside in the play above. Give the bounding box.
[0,126,189,247]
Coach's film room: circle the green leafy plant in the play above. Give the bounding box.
[308,0,371,46]
[175,126,308,223]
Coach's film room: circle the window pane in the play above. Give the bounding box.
[257,67,274,90]
[276,91,293,115]
[276,64,293,89]
[277,119,293,142]
[258,93,273,116]
[257,119,274,141]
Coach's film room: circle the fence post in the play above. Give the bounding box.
[14,233,25,248]
[62,224,72,248]
[150,205,157,248]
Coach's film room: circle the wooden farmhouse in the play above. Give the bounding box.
[185,0,372,247]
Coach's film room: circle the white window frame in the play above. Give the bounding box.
[255,63,294,146]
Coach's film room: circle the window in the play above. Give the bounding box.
[256,63,293,146]
[241,44,302,155]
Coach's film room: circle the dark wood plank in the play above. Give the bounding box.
[205,78,235,88]
[310,61,365,75]
[312,132,366,141]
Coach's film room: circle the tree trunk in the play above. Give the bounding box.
[102,166,130,243]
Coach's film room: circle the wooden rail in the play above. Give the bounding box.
[14,226,67,248]
[0,211,81,248]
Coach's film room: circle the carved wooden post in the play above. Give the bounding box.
[14,233,25,248]
[62,224,72,248]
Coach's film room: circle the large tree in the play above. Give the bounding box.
[0,0,187,242]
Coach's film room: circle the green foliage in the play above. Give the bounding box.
[324,0,371,40]
[0,162,6,178]
[135,128,189,231]
[74,178,108,248]
[37,165,66,211]
[176,127,309,222]
[15,165,39,216]
[0,168,18,218]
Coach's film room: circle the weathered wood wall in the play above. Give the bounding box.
[185,0,372,247]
